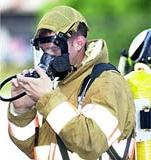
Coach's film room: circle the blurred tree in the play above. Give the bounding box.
[36,0,151,65]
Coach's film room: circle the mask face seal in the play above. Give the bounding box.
[28,32,72,80]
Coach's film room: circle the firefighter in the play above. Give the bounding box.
[8,5,135,160]
[118,29,151,75]
[125,29,151,160]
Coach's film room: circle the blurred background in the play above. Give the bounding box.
[0,0,151,159]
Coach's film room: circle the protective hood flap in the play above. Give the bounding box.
[62,39,109,84]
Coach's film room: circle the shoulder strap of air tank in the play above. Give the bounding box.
[78,63,119,98]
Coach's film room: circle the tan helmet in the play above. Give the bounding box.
[35,5,89,36]
[128,28,151,64]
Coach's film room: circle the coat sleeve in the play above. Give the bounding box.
[36,72,135,160]
[8,103,37,159]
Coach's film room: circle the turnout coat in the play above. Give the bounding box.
[8,39,135,160]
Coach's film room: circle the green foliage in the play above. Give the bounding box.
[37,0,151,65]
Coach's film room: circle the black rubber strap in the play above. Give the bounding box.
[122,130,134,160]
[106,146,122,160]
[34,127,40,147]
[106,130,133,160]
[56,134,70,160]
[78,63,119,98]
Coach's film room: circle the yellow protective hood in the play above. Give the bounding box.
[61,39,109,84]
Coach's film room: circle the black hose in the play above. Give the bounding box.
[0,75,26,102]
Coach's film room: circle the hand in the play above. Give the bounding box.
[11,72,36,112]
[17,67,54,101]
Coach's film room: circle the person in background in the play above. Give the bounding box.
[8,5,135,160]
[125,29,151,160]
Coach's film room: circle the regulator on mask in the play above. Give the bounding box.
[0,32,72,102]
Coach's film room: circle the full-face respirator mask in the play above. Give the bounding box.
[26,32,71,79]
[0,32,72,102]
